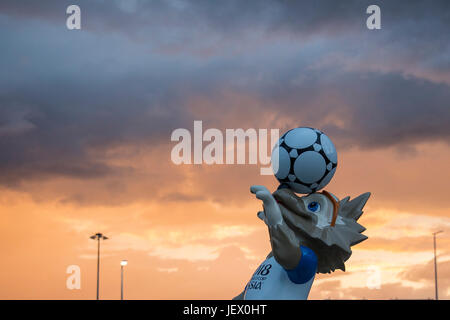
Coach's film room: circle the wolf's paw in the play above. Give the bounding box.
[250,185,282,226]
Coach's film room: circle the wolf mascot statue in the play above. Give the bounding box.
[234,185,370,300]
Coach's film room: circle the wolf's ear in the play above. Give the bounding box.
[339,192,371,221]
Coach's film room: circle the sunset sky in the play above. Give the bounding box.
[0,0,449,299]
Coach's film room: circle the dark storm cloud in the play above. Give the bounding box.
[242,65,450,149]
[0,17,197,185]
[0,0,449,187]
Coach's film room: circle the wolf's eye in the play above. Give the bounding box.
[307,201,321,212]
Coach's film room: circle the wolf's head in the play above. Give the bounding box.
[268,188,370,273]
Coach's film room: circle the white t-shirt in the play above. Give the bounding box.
[243,246,317,300]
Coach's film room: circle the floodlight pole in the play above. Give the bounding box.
[121,265,124,300]
[97,236,100,300]
[120,260,127,300]
[432,231,443,300]
[90,233,108,300]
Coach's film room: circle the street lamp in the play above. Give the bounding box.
[120,260,128,300]
[90,233,109,300]
[432,230,443,300]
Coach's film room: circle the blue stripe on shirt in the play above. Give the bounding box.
[285,245,317,284]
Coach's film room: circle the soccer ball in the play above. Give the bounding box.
[271,127,337,194]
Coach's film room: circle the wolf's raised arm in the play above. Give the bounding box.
[250,185,302,270]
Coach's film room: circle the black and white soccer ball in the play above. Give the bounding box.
[271,127,337,194]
